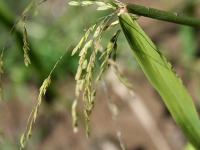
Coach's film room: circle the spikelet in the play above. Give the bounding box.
[72,14,119,136]
[97,30,120,81]
[21,0,44,67]
[72,18,105,133]
[83,40,99,136]
[71,99,78,133]
[20,45,68,149]
[71,26,95,132]
[22,21,31,67]
[20,75,51,149]
[95,1,114,11]
[75,40,93,81]
[68,0,116,10]
[71,25,96,56]
[103,20,119,31]
[73,39,94,134]
[0,0,45,101]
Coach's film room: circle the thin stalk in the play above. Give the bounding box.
[126,4,200,27]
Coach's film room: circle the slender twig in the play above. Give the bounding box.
[126,4,200,27]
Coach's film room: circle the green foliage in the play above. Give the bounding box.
[118,11,200,149]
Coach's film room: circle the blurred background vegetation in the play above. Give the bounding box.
[0,0,200,150]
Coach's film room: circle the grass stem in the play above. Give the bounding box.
[126,4,200,27]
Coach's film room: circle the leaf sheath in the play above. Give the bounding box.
[118,12,200,148]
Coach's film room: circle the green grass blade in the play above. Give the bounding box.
[118,11,200,149]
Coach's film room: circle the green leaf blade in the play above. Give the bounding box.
[118,12,200,149]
